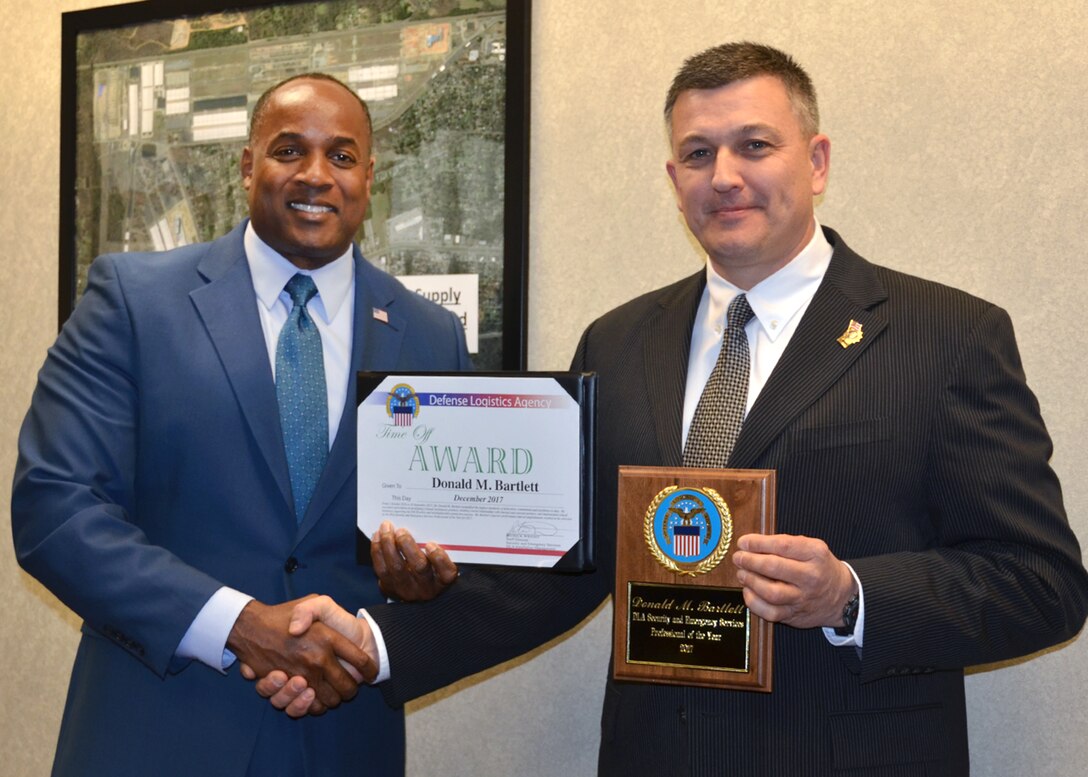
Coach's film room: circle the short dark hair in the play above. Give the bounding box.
[664,42,819,137]
[249,72,373,147]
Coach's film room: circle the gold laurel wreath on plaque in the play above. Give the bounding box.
[643,485,733,577]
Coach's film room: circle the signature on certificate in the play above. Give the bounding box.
[506,521,559,539]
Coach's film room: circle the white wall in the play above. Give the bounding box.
[3,1,1085,775]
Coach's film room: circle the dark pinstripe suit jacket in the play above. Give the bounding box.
[578,227,1088,776]
[368,227,1087,776]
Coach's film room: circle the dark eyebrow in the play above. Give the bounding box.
[327,135,363,149]
[675,123,786,150]
[267,131,303,144]
[675,132,712,148]
[266,131,362,150]
[737,123,785,141]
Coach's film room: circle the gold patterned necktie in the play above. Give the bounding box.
[682,294,754,468]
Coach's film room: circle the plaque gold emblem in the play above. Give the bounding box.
[644,486,733,577]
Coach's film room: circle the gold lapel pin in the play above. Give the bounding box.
[837,320,864,348]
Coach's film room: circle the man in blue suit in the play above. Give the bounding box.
[12,73,469,776]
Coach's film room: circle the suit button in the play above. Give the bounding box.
[284,556,299,573]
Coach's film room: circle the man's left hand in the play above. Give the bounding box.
[371,520,458,601]
[732,533,857,629]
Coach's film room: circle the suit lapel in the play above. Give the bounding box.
[348,250,409,371]
[298,250,407,537]
[645,271,705,466]
[189,224,294,515]
[729,231,889,467]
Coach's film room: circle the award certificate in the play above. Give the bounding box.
[358,373,591,568]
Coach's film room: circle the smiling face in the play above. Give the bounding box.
[241,78,374,270]
[666,75,830,289]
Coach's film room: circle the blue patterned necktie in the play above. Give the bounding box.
[683,294,755,468]
[276,274,328,521]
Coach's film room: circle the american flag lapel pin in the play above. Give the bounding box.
[372,307,389,324]
[837,319,863,348]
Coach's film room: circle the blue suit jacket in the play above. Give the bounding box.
[12,221,471,776]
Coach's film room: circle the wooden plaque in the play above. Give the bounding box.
[613,466,775,692]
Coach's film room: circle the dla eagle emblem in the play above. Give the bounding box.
[644,486,732,576]
[386,383,420,426]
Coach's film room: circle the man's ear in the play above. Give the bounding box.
[809,134,831,196]
[240,146,254,190]
[665,160,683,210]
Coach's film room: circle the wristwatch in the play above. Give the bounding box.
[834,592,860,637]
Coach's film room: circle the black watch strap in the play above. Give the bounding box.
[834,592,860,637]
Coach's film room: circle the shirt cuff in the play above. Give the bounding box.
[822,562,865,648]
[175,587,254,672]
[358,608,391,683]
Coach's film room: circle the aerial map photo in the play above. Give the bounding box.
[70,0,512,368]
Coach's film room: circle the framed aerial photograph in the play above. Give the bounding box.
[60,0,530,369]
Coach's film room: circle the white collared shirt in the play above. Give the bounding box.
[177,224,362,670]
[680,220,865,648]
[681,221,833,448]
[242,228,392,680]
[244,222,355,447]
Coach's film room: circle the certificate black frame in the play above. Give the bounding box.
[59,0,530,369]
[355,370,597,572]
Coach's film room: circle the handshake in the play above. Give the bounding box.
[227,522,458,718]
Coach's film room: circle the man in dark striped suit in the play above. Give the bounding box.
[570,41,1088,776]
[256,42,1088,776]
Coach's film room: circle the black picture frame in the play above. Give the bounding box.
[59,0,530,370]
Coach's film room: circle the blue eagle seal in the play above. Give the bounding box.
[644,486,732,576]
[386,383,420,426]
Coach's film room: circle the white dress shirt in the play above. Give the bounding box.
[681,220,865,647]
[176,224,383,670]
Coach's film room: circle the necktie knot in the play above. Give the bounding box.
[285,274,318,309]
[726,294,754,334]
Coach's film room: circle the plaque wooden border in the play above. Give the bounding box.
[613,466,775,692]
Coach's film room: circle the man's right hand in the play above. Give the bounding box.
[242,595,378,718]
[227,596,374,714]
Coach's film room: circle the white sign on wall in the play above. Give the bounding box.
[397,274,479,353]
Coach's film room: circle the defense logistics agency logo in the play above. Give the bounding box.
[386,383,420,426]
[644,486,732,576]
